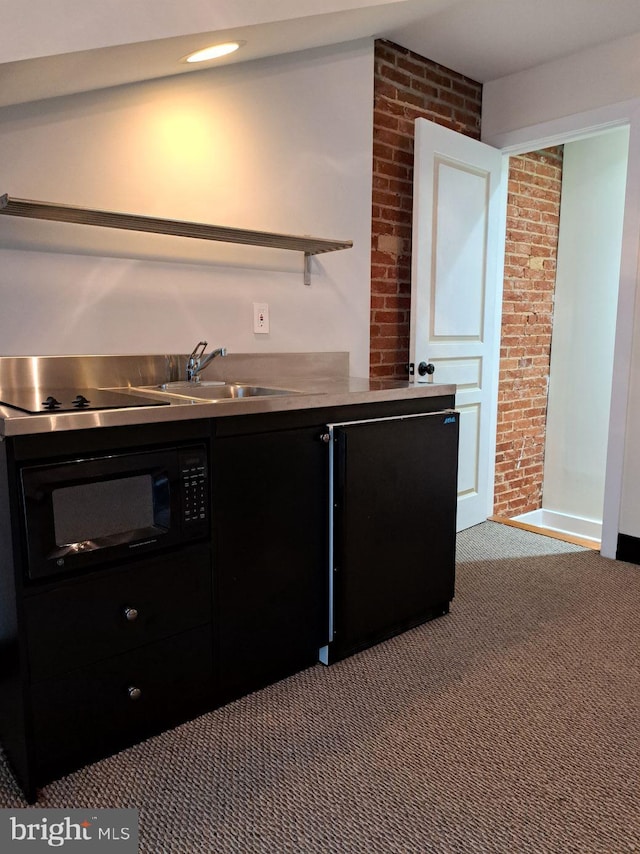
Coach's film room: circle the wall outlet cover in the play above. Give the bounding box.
[253,302,270,334]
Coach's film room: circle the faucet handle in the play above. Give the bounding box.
[188,341,208,362]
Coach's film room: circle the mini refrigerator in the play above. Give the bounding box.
[320,409,459,664]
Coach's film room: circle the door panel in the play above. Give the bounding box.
[427,356,482,390]
[457,403,480,497]
[432,158,488,338]
[411,119,503,530]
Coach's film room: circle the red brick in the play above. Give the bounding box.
[371,40,482,382]
[371,280,400,296]
[494,146,563,516]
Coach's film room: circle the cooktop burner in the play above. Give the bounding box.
[0,387,170,414]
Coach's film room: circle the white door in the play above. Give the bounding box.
[410,118,504,531]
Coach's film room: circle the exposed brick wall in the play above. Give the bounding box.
[370,40,482,379]
[494,147,563,518]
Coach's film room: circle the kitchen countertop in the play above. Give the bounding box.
[0,375,456,438]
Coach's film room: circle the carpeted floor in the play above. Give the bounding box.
[1,521,638,853]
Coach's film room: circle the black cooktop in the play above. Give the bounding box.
[0,387,169,414]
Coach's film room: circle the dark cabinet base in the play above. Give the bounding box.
[31,625,213,796]
[0,396,458,801]
[213,425,328,704]
[24,545,212,680]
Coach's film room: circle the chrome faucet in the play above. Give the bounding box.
[186,341,227,383]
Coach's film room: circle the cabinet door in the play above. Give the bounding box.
[31,625,213,785]
[25,545,212,680]
[328,411,459,661]
[213,426,328,702]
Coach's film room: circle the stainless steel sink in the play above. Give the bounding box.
[143,381,301,401]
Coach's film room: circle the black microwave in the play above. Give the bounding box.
[19,444,209,580]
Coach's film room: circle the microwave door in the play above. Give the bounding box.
[19,449,182,579]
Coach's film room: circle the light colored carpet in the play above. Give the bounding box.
[1,521,638,853]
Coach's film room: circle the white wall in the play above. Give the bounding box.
[482,32,640,143]
[0,41,374,375]
[542,129,628,523]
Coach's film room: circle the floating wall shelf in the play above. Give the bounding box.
[0,194,353,285]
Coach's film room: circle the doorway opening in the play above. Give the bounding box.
[492,128,629,548]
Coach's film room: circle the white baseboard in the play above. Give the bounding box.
[511,509,602,543]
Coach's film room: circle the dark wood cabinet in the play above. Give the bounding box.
[0,422,215,803]
[211,394,457,699]
[12,548,214,802]
[212,425,328,703]
[31,624,213,783]
[24,545,212,680]
[0,393,457,801]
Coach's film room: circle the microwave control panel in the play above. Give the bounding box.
[179,446,209,533]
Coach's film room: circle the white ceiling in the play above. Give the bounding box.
[391,0,640,81]
[3,0,640,109]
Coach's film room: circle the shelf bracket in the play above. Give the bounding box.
[304,253,312,286]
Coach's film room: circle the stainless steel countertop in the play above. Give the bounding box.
[0,376,456,438]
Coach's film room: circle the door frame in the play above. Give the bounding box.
[485,99,640,559]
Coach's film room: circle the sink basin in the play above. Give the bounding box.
[146,381,301,401]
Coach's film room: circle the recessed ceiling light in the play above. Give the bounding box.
[182,41,245,64]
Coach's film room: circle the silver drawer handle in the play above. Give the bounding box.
[124,607,139,622]
[128,686,142,701]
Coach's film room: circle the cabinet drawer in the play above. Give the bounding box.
[31,625,213,784]
[25,545,211,680]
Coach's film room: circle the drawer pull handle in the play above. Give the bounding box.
[128,686,142,701]
[124,607,139,622]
